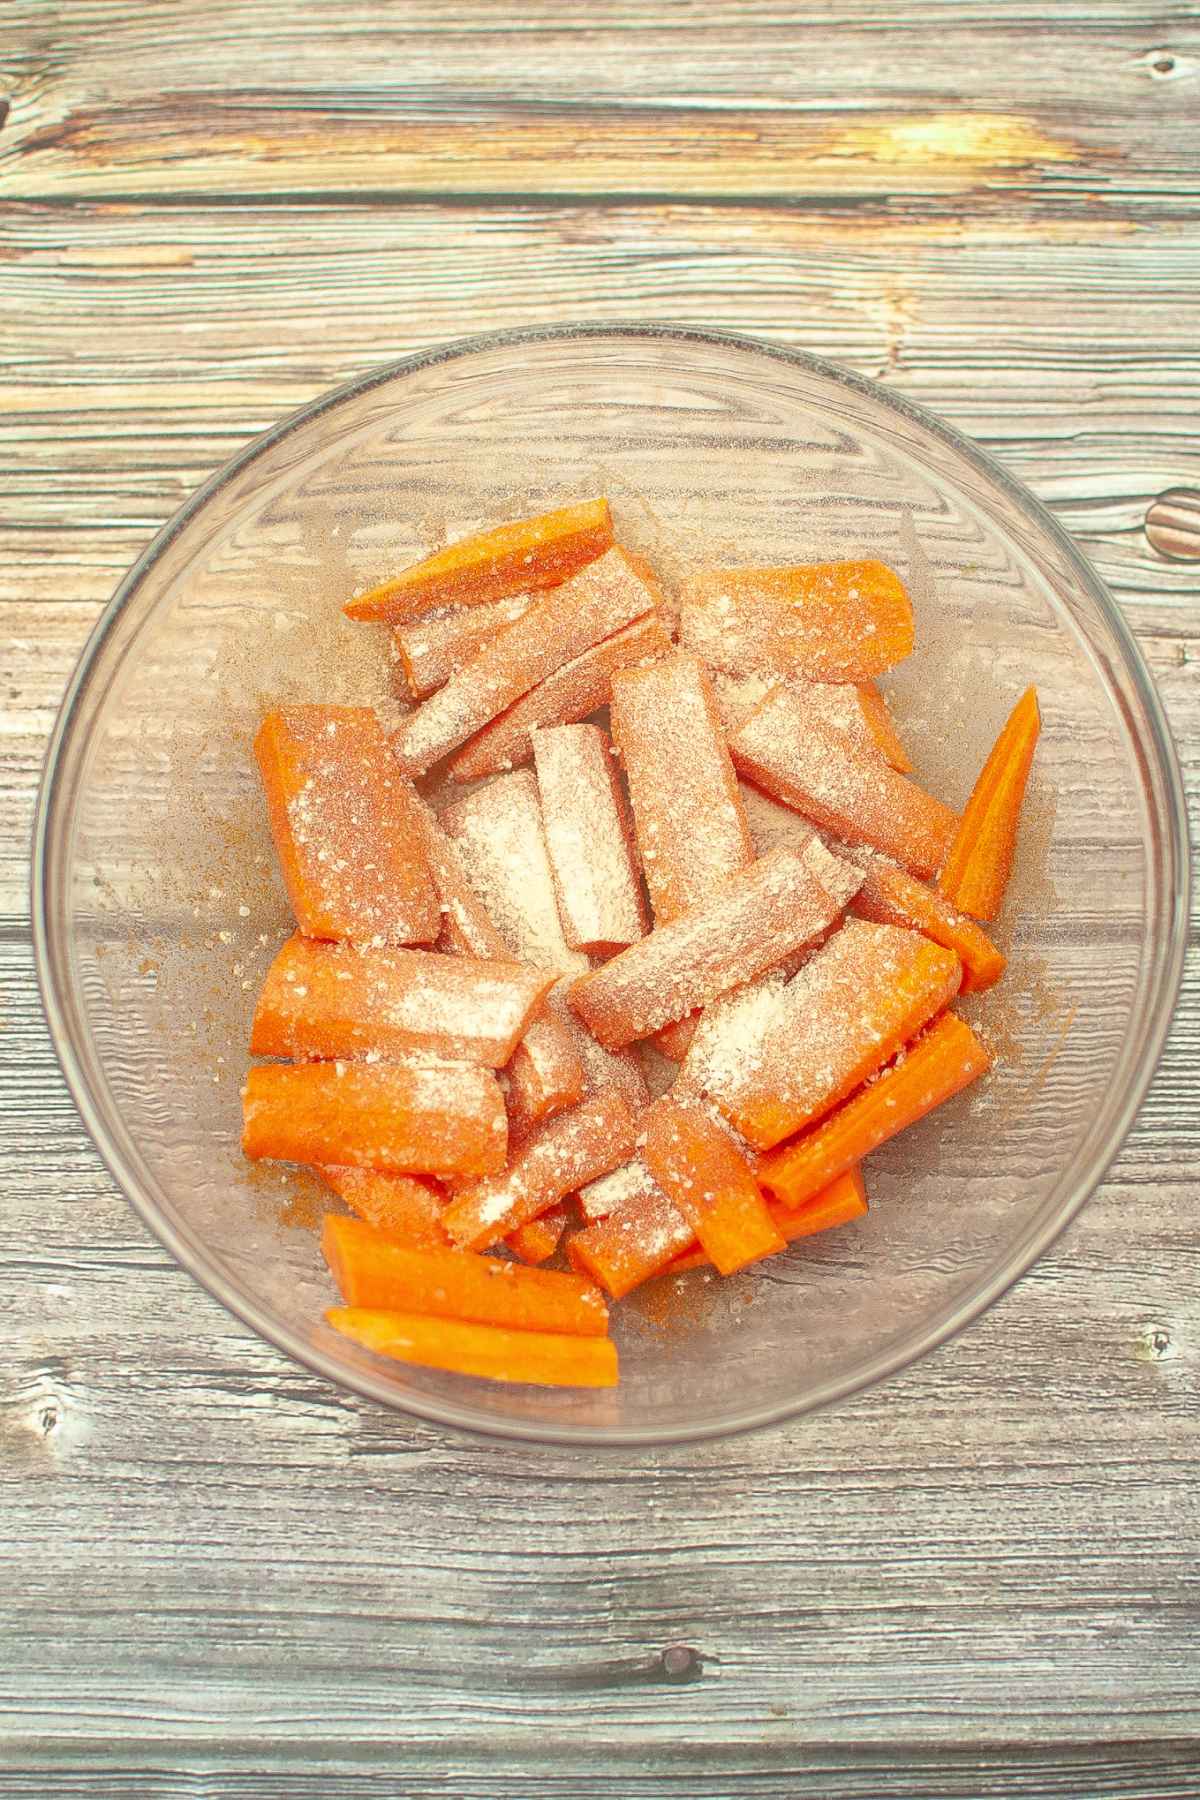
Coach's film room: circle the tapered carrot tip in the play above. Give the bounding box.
[345,498,614,623]
[852,857,1006,993]
[938,687,1041,922]
[327,1308,620,1388]
[642,1098,785,1276]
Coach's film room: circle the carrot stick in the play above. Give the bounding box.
[852,682,912,773]
[544,984,651,1116]
[729,685,958,879]
[393,593,534,698]
[937,687,1041,921]
[392,546,658,775]
[651,1014,701,1062]
[320,1166,449,1247]
[642,1098,785,1276]
[254,705,439,945]
[506,1203,572,1265]
[533,722,650,955]
[250,934,555,1067]
[321,1215,608,1336]
[344,497,614,623]
[757,1013,991,1210]
[327,1307,619,1388]
[665,1166,869,1271]
[447,611,671,783]
[852,857,1006,993]
[568,840,862,1050]
[441,1090,640,1252]
[568,1163,697,1296]
[609,653,753,924]
[679,560,915,683]
[242,1060,508,1178]
[708,920,963,1151]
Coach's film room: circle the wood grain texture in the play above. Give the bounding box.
[1,2,1199,1794]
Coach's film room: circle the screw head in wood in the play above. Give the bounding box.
[1145,489,1200,561]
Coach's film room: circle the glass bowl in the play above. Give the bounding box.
[33,325,1189,1446]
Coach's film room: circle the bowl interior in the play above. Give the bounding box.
[37,328,1185,1443]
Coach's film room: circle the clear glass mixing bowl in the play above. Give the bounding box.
[33,325,1189,1446]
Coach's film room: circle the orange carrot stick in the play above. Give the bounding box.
[568,840,862,1050]
[441,1089,640,1252]
[855,682,912,773]
[322,1215,608,1336]
[852,857,1006,993]
[327,1307,619,1388]
[642,1098,785,1276]
[320,1166,449,1247]
[393,593,534,698]
[250,934,555,1067]
[506,1202,572,1265]
[706,920,963,1151]
[568,1163,697,1297]
[533,722,649,955]
[344,497,614,623]
[938,687,1041,921]
[545,984,651,1117]
[447,611,671,783]
[729,685,957,879]
[242,1060,508,1178]
[609,653,754,924]
[254,705,439,945]
[679,560,914,683]
[651,1015,701,1062]
[758,1012,991,1210]
[392,546,658,775]
[665,1166,869,1271]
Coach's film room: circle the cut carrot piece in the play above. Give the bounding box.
[610,653,754,924]
[652,1014,700,1062]
[505,1014,588,1135]
[577,1159,663,1223]
[710,671,910,773]
[664,1167,869,1272]
[568,840,863,1050]
[441,1090,640,1252]
[447,610,671,783]
[853,857,1006,993]
[344,497,614,624]
[730,685,957,878]
[392,546,658,775]
[322,1215,607,1336]
[642,1099,785,1277]
[439,770,589,975]
[328,1307,619,1388]
[506,1203,572,1266]
[568,1163,697,1297]
[533,722,649,955]
[758,1012,991,1210]
[545,984,651,1116]
[320,1166,449,1247]
[938,687,1041,921]
[703,920,962,1150]
[242,1060,507,1178]
[250,934,554,1067]
[855,682,912,773]
[679,560,914,683]
[393,593,534,699]
[254,705,439,945]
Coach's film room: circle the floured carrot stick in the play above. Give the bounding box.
[320,1166,449,1247]
[938,687,1041,921]
[642,1099,785,1276]
[651,1015,700,1062]
[250,934,554,1067]
[569,840,863,1050]
[448,611,671,783]
[758,1012,991,1210]
[439,770,589,975]
[442,1089,640,1252]
[709,671,911,773]
[852,857,1006,993]
[242,1060,508,1178]
[679,560,914,683]
[322,1215,608,1336]
[328,1307,619,1388]
[393,592,534,699]
[665,1167,869,1271]
[344,497,614,624]
[568,1163,697,1297]
[506,1203,572,1266]
[254,705,439,945]
[855,682,912,773]
[610,653,754,924]
[705,920,962,1150]
[533,723,649,955]
[392,546,658,775]
[577,1159,662,1223]
[544,984,651,1117]
[729,685,957,878]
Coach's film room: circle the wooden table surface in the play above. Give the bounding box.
[2,4,1198,1794]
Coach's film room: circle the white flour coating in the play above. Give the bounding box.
[533,723,648,954]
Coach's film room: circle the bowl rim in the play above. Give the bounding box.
[31,320,1192,1448]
